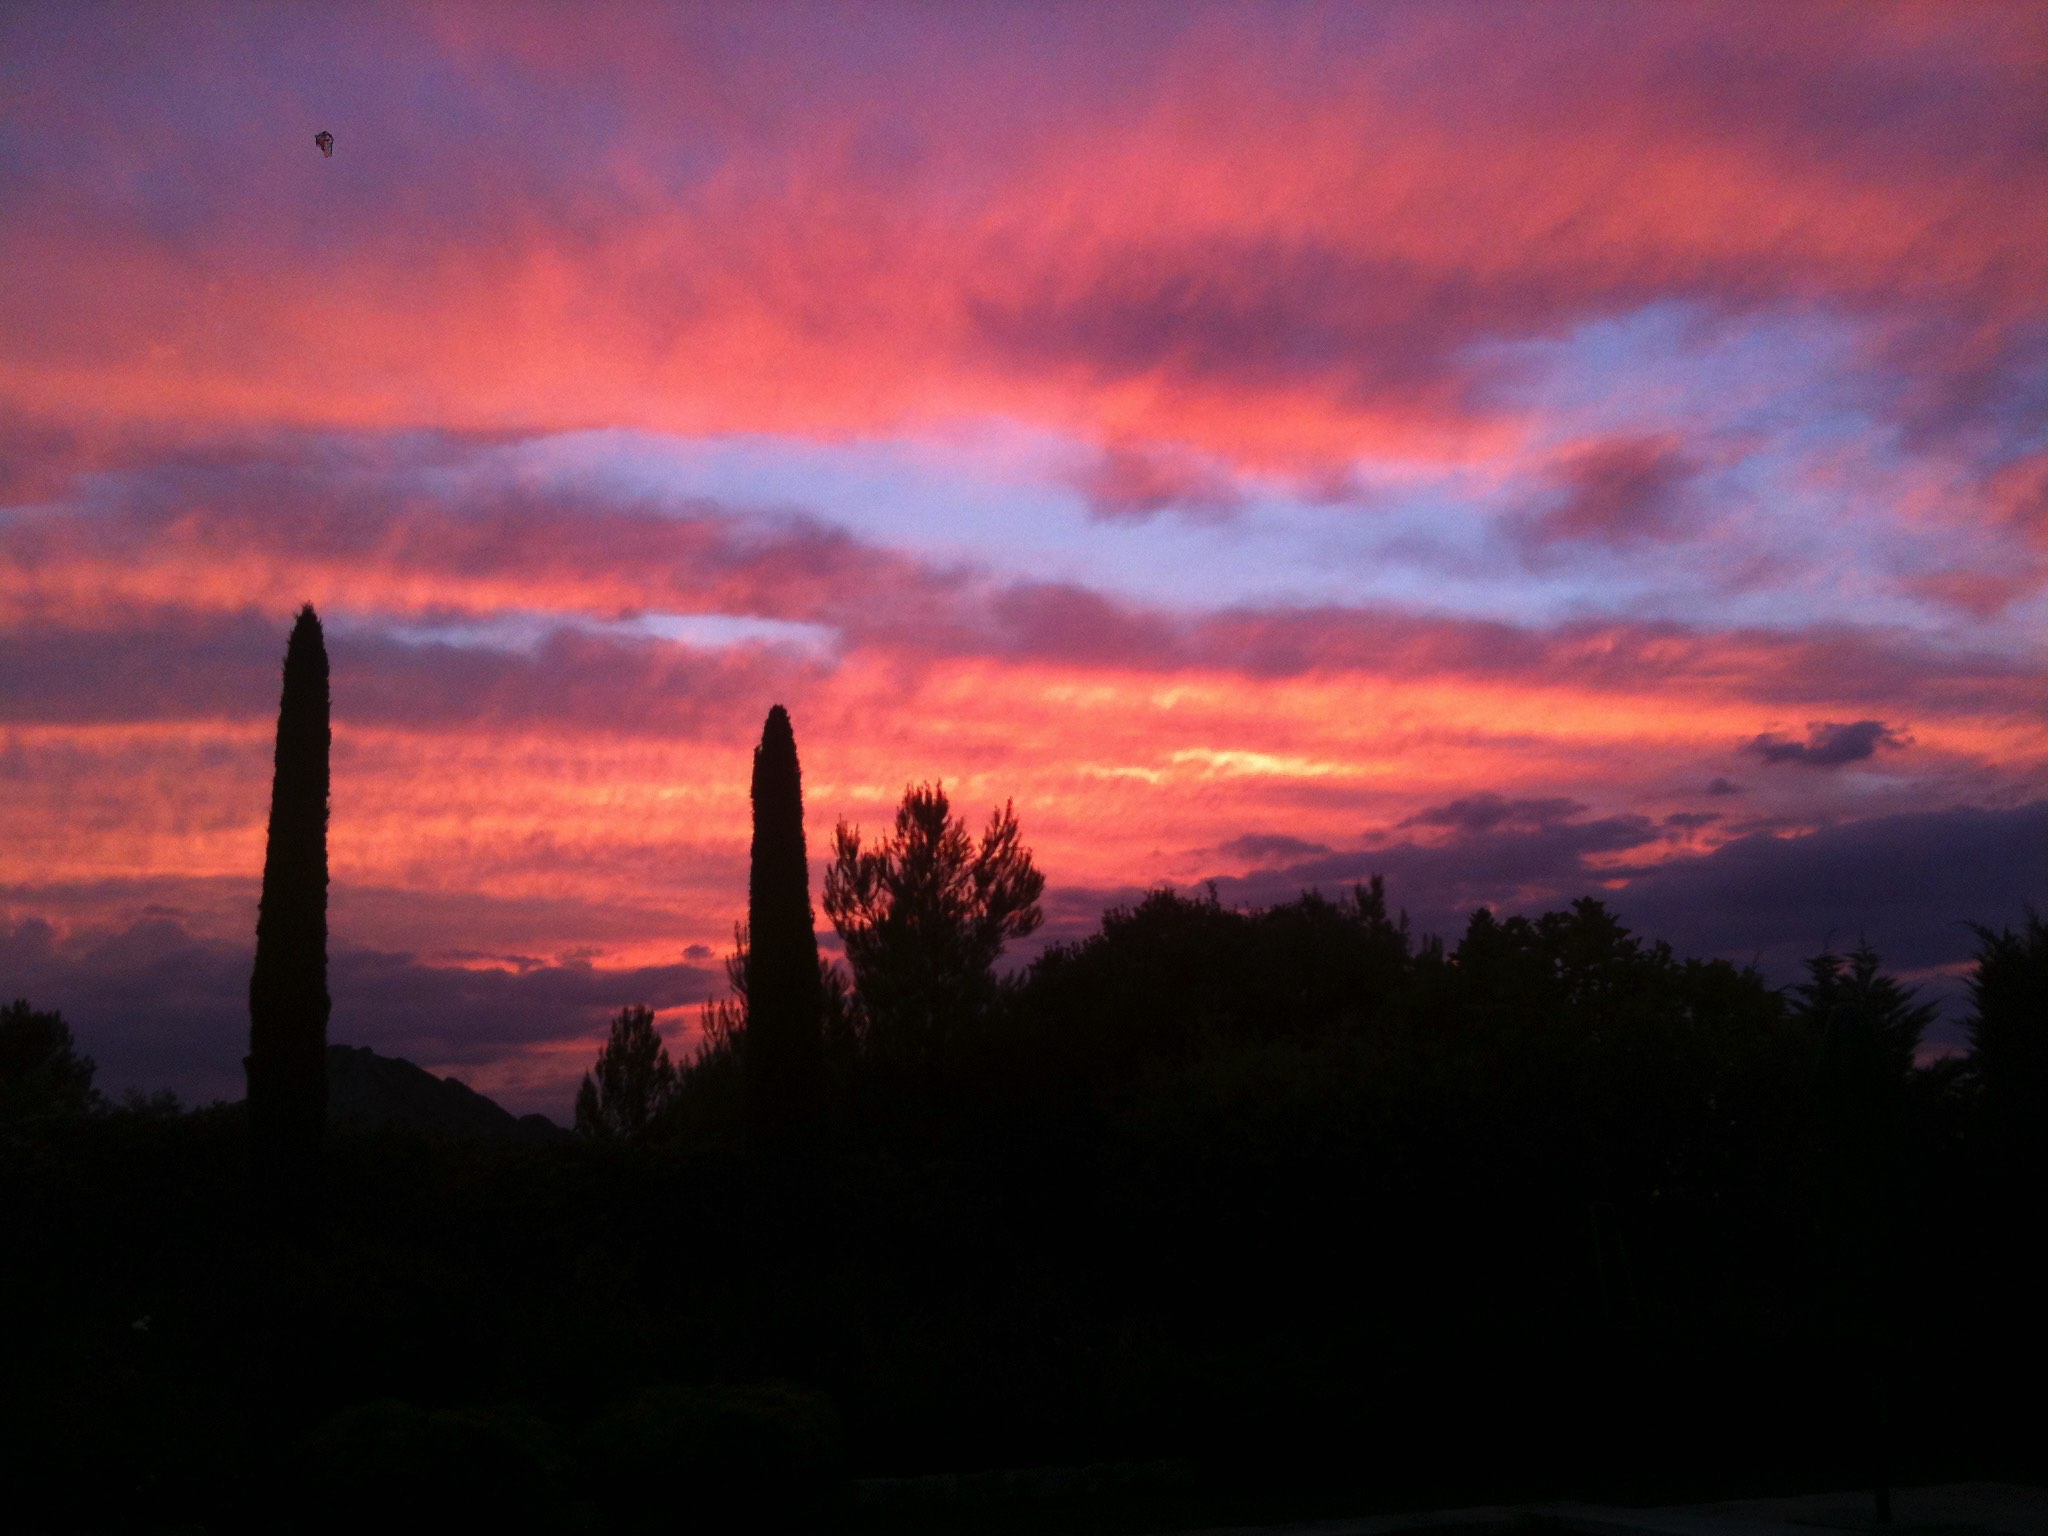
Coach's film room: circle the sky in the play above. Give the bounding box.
[2,1,2044,1118]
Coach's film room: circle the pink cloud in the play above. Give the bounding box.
[2,6,2039,470]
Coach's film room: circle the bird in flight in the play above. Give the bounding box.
[315,130,334,158]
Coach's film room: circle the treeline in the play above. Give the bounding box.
[554,752,2048,1512]
[3,618,2046,1534]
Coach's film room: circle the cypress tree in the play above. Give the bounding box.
[745,704,823,1142]
[246,604,330,1230]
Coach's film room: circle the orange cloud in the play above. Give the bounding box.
[8,634,2043,970]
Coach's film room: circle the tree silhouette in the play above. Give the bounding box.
[744,705,825,1142]
[574,1005,677,1139]
[1793,941,1933,1526]
[0,999,100,1120]
[824,783,1043,1060]
[1795,941,1936,1085]
[1963,908,2048,1145]
[1961,907,2048,1423]
[698,920,750,1066]
[245,604,330,1229]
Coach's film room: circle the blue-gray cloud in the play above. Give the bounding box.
[1178,799,2047,1049]
[1609,801,2048,981]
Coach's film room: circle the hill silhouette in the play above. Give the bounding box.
[326,1043,565,1141]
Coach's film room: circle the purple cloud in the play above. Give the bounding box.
[1663,811,1722,831]
[1520,434,1698,549]
[1072,442,1246,523]
[1217,833,1333,865]
[1745,719,1909,768]
[1399,794,1588,835]
[986,581,1182,665]
[1207,797,1662,929]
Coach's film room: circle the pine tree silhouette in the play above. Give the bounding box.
[245,605,330,1231]
[1964,909,2048,1145]
[745,705,824,1142]
[825,782,1044,1063]
[1794,940,1932,1527]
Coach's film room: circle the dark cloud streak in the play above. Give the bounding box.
[1745,719,1909,768]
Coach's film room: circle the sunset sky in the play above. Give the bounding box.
[3,2,2044,1117]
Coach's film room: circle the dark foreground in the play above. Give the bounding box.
[9,893,2044,1533]
[4,1097,2042,1536]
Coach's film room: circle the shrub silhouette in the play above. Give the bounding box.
[1964,907,2048,1154]
[1960,906,2048,1467]
[574,1005,677,1139]
[1795,941,1937,1085]
[1792,940,1936,1522]
[245,604,331,1231]
[0,999,100,1121]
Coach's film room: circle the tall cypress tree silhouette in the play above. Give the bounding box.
[246,605,330,1230]
[745,704,824,1142]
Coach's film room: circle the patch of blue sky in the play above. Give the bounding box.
[619,613,837,653]
[481,425,1598,623]
[330,608,837,657]
[1474,299,1874,446]
[1485,303,1928,569]
[1461,297,2048,641]
[458,304,2012,642]
[331,611,558,655]
[1990,589,2048,651]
